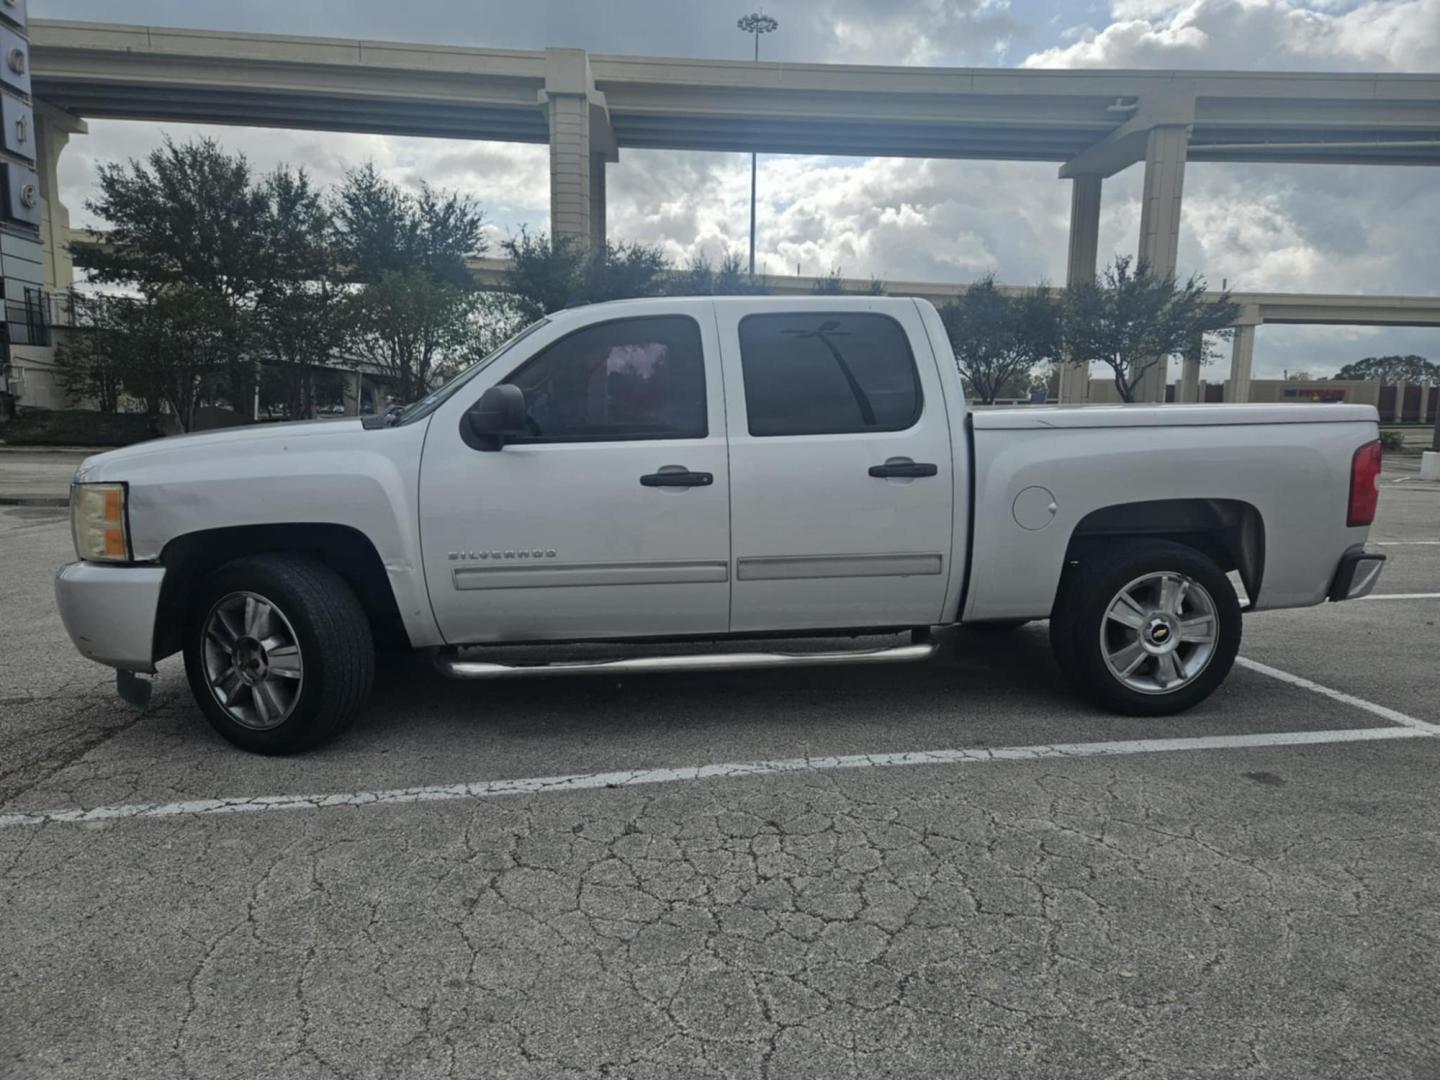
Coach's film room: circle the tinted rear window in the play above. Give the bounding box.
[738,312,922,436]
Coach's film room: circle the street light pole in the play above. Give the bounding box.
[737,12,778,277]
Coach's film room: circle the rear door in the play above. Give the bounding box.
[419,302,731,643]
[716,299,957,633]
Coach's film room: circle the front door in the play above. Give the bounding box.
[420,303,731,644]
[716,300,956,633]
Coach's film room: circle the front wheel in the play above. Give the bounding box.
[1050,540,1241,716]
[183,554,374,754]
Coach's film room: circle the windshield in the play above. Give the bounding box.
[392,317,551,426]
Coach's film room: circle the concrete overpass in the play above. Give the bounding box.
[23,18,1440,402]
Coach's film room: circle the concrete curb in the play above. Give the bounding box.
[0,496,69,507]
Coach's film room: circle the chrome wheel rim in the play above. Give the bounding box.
[1100,571,1218,695]
[201,591,304,730]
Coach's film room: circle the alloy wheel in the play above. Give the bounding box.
[1099,571,1218,695]
[201,591,305,730]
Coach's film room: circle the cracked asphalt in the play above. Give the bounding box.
[2,461,1438,1079]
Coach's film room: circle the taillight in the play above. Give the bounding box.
[1347,439,1382,527]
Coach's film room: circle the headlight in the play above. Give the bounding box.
[71,482,131,562]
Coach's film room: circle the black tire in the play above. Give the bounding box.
[183,554,374,754]
[960,619,1031,636]
[1049,539,1241,716]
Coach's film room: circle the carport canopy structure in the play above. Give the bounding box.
[25,19,1440,401]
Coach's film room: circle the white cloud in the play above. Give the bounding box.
[1026,0,1440,71]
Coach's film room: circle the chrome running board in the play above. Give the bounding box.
[438,640,936,680]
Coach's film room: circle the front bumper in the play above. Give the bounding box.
[1328,547,1386,602]
[54,561,166,672]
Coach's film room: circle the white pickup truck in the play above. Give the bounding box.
[56,297,1386,753]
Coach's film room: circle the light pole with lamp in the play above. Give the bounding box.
[737,12,778,276]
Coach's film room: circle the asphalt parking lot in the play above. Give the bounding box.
[2,458,1438,1079]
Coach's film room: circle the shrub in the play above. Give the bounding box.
[0,407,163,447]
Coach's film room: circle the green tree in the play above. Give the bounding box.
[60,290,229,431]
[1334,354,1437,385]
[810,267,886,296]
[665,251,769,296]
[54,291,125,413]
[253,167,346,419]
[940,276,1061,404]
[1061,256,1239,403]
[500,230,586,319]
[588,240,670,303]
[74,136,269,415]
[333,165,487,400]
[332,163,484,286]
[501,230,673,320]
[345,268,478,404]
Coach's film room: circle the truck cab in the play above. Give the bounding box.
[416,297,968,643]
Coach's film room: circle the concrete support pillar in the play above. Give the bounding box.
[1225,318,1258,403]
[1133,123,1190,403]
[1179,335,1202,403]
[1058,174,1102,404]
[546,89,591,248]
[342,370,363,417]
[589,153,607,251]
[34,102,87,294]
[541,49,614,251]
[1393,380,1407,423]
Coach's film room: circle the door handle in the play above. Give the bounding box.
[640,469,714,488]
[868,461,938,479]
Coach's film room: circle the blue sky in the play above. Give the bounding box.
[42,0,1440,378]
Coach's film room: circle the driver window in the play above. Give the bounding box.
[502,315,707,442]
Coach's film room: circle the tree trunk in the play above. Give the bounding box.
[1116,370,1134,403]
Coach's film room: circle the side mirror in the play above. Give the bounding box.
[465,384,527,450]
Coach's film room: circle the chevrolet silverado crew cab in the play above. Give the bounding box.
[56,297,1387,753]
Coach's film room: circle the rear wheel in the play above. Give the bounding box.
[183,554,374,754]
[1049,539,1241,716]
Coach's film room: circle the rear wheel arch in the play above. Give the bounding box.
[1056,498,1265,609]
[154,523,408,662]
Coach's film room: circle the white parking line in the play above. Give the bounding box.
[2,730,1434,831]
[1,658,1433,831]
[1373,540,1440,546]
[1357,593,1440,601]
[1235,656,1440,735]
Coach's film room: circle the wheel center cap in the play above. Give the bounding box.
[233,637,269,685]
[1144,616,1178,653]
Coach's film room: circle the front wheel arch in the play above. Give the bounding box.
[155,523,408,662]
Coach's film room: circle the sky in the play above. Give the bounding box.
[42,0,1440,379]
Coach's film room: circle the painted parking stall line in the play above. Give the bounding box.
[1357,593,1440,601]
[2,726,1433,831]
[2,656,1433,832]
[1235,656,1440,735]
